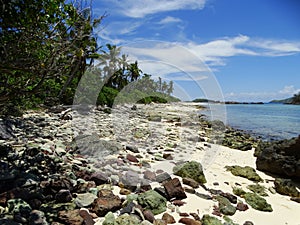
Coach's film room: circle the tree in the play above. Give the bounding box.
[291,92,300,105]
[0,0,103,112]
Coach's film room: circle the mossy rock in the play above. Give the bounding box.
[215,196,236,216]
[225,165,263,182]
[247,184,268,196]
[173,161,207,184]
[232,187,246,197]
[244,193,272,212]
[201,214,223,225]
[137,190,167,215]
[274,178,300,197]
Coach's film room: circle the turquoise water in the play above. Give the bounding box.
[202,103,300,141]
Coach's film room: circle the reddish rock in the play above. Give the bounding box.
[162,212,176,224]
[179,212,189,217]
[92,190,122,216]
[163,178,187,200]
[189,213,200,221]
[179,217,202,225]
[143,170,156,181]
[236,202,249,211]
[58,209,84,225]
[143,209,155,223]
[212,205,222,217]
[172,199,186,206]
[126,154,139,163]
[90,172,108,185]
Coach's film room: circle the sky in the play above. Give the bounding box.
[92,0,300,102]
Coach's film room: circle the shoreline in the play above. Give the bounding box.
[0,102,299,225]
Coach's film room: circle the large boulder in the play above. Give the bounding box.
[173,161,206,184]
[256,136,300,178]
[137,190,167,215]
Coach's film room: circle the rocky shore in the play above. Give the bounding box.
[0,102,299,225]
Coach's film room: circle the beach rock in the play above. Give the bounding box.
[126,145,139,153]
[173,161,206,184]
[201,214,222,225]
[215,196,236,216]
[126,154,139,163]
[58,209,83,225]
[102,211,115,225]
[190,213,200,221]
[163,178,187,200]
[137,190,167,215]
[7,198,32,217]
[243,222,254,225]
[247,184,268,196]
[220,192,237,204]
[236,202,249,211]
[172,199,186,206]
[154,219,167,225]
[75,193,98,207]
[55,189,72,203]
[143,209,155,223]
[256,136,300,178]
[143,170,156,181]
[243,193,272,212]
[232,187,246,197]
[0,119,15,140]
[148,115,162,122]
[92,190,122,216]
[115,213,141,225]
[274,178,300,197]
[162,212,176,224]
[78,209,95,225]
[156,172,172,183]
[179,217,202,225]
[225,165,263,182]
[29,210,48,225]
[291,197,300,203]
[182,177,199,189]
[90,171,109,185]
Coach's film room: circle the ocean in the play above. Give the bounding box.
[201,103,300,141]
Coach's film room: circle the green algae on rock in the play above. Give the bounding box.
[274,178,300,197]
[243,193,273,212]
[247,184,268,196]
[232,187,247,197]
[173,161,207,184]
[201,214,223,225]
[137,190,167,215]
[215,195,236,216]
[225,165,263,182]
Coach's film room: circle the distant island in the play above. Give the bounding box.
[270,92,300,105]
[193,92,300,105]
[192,98,264,104]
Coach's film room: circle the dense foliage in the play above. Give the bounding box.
[0,1,177,115]
[0,0,102,114]
[291,92,300,105]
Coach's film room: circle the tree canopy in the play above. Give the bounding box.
[0,0,177,115]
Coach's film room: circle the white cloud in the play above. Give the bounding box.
[279,85,300,95]
[225,85,300,102]
[158,16,182,25]
[250,40,300,56]
[107,0,206,18]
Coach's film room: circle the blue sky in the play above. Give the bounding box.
[92,0,300,102]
